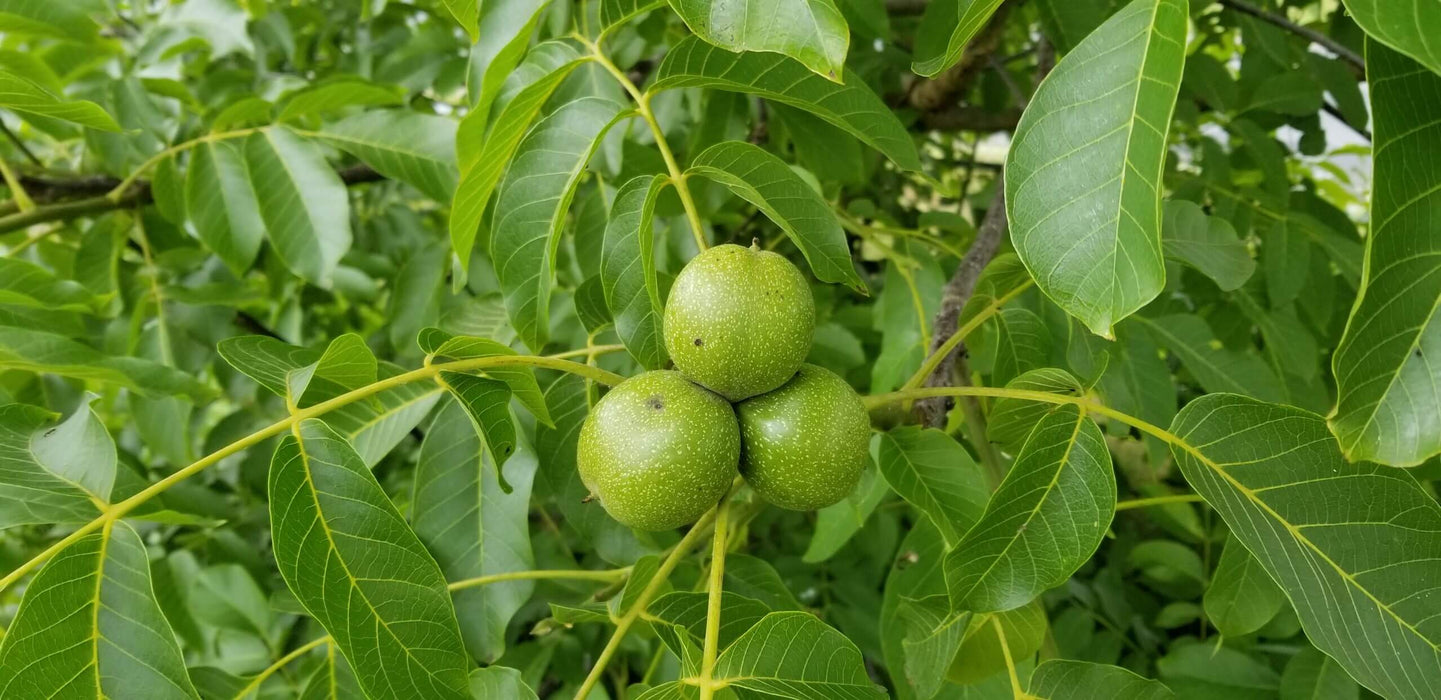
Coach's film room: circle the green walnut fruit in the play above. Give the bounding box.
[736,364,870,510]
[664,243,815,401]
[577,371,740,531]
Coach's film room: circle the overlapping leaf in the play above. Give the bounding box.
[945,403,1114,613]
[713,611,887,698]
[650,37,920,170]
[314,110,459,201]
[269,419,471,700]
[912,0,1006,77]
[1006,0,1187,337]
[1170,394,1441,699]
[0,328,210,399]
[0,521,199,699]
[688,140,866,293]
[491,96,628,350]
[601,174,670,369]
[1161,200,1255,291]
[0,69,119,131]
[186,140,265,274]
[1329,41,1441,467]
[1203,538,1285,637]
[876,426,988,547]
[667,0,850,79]
[0,404,105,528]
[1029,660,1175,699]
[1343,0,1441,76]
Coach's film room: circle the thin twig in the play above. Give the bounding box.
[1217,0,1364,74]
[0,120,41,168]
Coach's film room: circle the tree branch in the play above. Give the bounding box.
[916,187,1007,429]
[1217,0,1364,74]
[0,164,382,235]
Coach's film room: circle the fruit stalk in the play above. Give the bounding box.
[697,495,731,700]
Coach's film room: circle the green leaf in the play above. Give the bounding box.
[1279,647,1359,700]
[217,335,324,398]
[451,42,590,270]
[599,0,664,35]
[436,371,516,476]
[1328,41,1441,467]
[945,404,1114,613]
[876,426,988,547]
[414,399,537,663]
[268,419,471,700]
[651,37,921,171]
[601,175,670,370]
[723,554,803,611]
[1138,314,1285,402]
[646,591,773,649]
[912,0,1006,77]
[420,329,551,425]
[441,0,479,41]
[299,648,363,700]
[1342,0,1441,77]
[988,368,1087,452]
[881,520,948,700]
[1157,644,1279,698]
[0,69,120,131]
[1035,0,1120,55]
[713,611,887,698]
[803,459,889,563]
[667,0,850,80]
[492,96,628,350]
[1005,0,1187,337]
[470,0,552,120]
[0,257,94,311]
[469,666,539,700]
[688,140,865,294]
[1203,538,1285,638]
[895,594,968,699]
[275,79,407,123]
[947,600,1048,685]
[0,403,105,528]
[1169,394,1441,699]
[186,140,266,275]
[0,521,199,699]
[0,0,98,40]
[244,128,353,287]
[1161,200,1255,291]
[990,307,1051,386]
[314,110,459,202]
[285,333,377,407]
[188,564,271,640]
[0,328,210,399]
[1029,660,1176,699]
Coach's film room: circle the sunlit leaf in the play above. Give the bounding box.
[1006,0,1187,337]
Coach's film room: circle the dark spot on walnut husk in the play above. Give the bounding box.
[646,395,665,410]
[694,337,704,347]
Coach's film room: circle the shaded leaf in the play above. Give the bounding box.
[1140,314,1285,402]
[0,69,119,131]
[186,140,265,274]
[1204,538,1285,638]
[913,0,1006,77]
[713,611,887,698]
[1161,200,1255,291]
[0,403,104,528]
[876,426,988,547]
[0,328,210,399]
[276,79,406,122]
[419,329,552,425]
[1029,659,1176,700]
[601,174,670,369]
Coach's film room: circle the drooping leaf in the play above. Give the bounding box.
[275,79,407,123]
[491,96,628,350]
[0,328,210,399]
[419,329,552,425]
[0,69,120,131]
[1342,0,1441,77]
[0,403,105,528]
[876,426,988,547]
[601,174,670,369]
[688,140,866,293]
[1170,394,1441,699]
[945,404,1115,613]
[314,110,459,202]
[912,0,1006,77]
[989,307,1051,386]
[1328,41,1441,467]
[1029,659,1176,700]
[1139,314,1285,402]
[186,140,265,274]
[598,0,664,35]
[651,37,920,170]
[1005,0,1188,337]
[413,399,536,663]
[244,128,353,287]
[285,333,378,407]
[440,0,480,41]
[895,594,968,699]
[1161,200,1255,291]
[0,258,94,311]
[712,611,888,698]
[268,419,471,700]
[450,42,590,270]
[1203,538,1285,638]
[667,0,850,80]
[0,521,199,699]
[436,371,515,474]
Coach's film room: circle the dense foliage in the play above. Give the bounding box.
[0,0,1437,698]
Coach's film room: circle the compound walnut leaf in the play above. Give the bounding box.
[269,419,471,700]
[667,0,850,80]
[650,37,920,170]
[1342,0,1441,77]
[687,140,866,294]
[1170,394,1441,699]
[491,96,630,351]
[945,403,1115,613]
[1329,41,1441,467]
[601,174,671,370]
[714,611,888,698]
[413,399,537,663]
[1006,0,1188,338]
[0,520,199,699]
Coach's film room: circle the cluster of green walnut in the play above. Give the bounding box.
[577,243,872,531]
